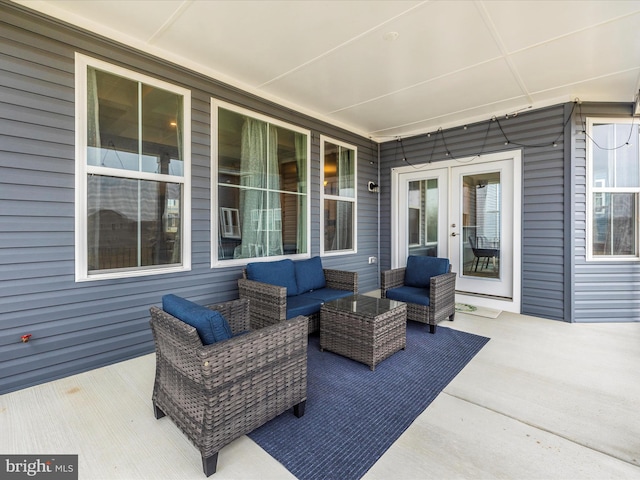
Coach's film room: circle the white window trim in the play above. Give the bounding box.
[74,53,192,281]
[320,135,358,256]
[585,117,639,261]
[210,98,311,268]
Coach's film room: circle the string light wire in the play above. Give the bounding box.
[392,100,636,167]
[577,102,637,150]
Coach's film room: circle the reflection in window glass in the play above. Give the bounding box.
[592,193,637,256]
[408,181,421,246]
[407,179,438,257]
[216,106,308,261]
[87,177,182,271]
[589,119,640,259]
[592,124,639,188]
[324,199,353,252]
[87,68,184,176]
[83,64,187,275]
[461,173,501,279]
[322,138,356,253]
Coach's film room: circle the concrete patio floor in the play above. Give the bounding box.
[1,305,639,479]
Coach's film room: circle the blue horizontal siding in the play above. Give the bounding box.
[0,2,380,394]
[380,104,568,321]
[571,103,640,323]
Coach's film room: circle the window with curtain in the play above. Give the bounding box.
[214,101,309,264]
[75,54,191,280]
[321,137,357,254]
[587,118,639,260]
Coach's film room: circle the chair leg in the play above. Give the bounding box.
[202,453,218,477]
[153,404,166,419]
[429,324,436,334]
[449,312,455,321]
[294,400,306,418]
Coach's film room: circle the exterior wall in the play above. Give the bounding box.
[0,3,380,394]
[379,104,571,322]
[572,102,640,322]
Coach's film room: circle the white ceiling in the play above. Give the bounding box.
[15,0,640,141]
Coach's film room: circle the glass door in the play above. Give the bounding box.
[394,168,448,266]
[392,151,521,311]
[450,159,514,299]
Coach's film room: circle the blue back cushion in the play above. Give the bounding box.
[294,256,326,294]
[404,256,450,288]
[162,294,233,345]
[246,259,298,296]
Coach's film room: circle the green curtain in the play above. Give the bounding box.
[234,118,283,258]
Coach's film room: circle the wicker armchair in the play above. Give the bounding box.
[381,258,456,334]
[238,268,358,333]
[149,298,308,476]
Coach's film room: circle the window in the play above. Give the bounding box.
[75,54,191,280]
[212,100,310,264]
[321,137,357,254]
[587,118,639,260]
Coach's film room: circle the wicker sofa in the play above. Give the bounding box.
[238,256,358,333]
[149,297,308,476]
[381,255,456,334]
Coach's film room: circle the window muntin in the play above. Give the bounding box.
[76,54,191,280]
[321,137,357,254]
[213,101,310,264]
[587,118,639,260]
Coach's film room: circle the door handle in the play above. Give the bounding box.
[451,232,458,237]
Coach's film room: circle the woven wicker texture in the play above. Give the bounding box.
[149,298,308,476]
[320,295,407,370]
[380,265,456,333]
[238,268,358,333]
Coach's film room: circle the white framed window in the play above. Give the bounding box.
[75,53,191,281]
[321,136,357,255]
[586,117,639,260]
[212,99,310,266]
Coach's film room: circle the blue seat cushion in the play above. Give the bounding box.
[286,294,323,319]
[404,256,450,288]
[162,294,233,345]
[385,286,431,307]
[294,256,326,294]
[246,259,298,296]
[304,288,354,303]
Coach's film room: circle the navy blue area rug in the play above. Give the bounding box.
[249,322,490,480]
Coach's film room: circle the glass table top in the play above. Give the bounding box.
[322,294,404,317]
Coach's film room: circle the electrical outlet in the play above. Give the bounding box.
[368,256,377,264]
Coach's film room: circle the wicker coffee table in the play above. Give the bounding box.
[320,294,407,371]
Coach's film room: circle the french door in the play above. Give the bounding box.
[392,151,521,312]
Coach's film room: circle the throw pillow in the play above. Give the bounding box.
[294,256,326,294]
[404,255,450,288]
[162,294,233,345]
[246,259,298,296]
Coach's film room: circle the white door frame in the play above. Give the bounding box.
[391,150,522,313]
